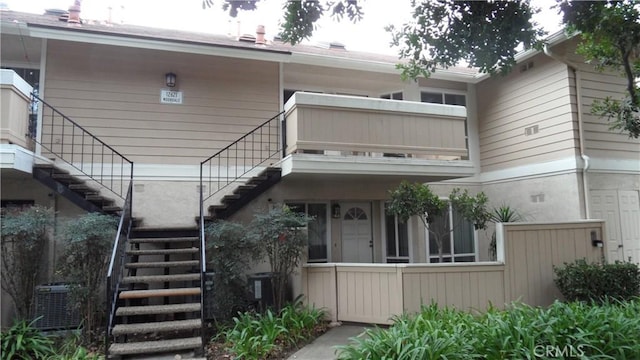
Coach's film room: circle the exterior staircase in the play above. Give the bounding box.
[108,228,205,359]
[207,166,282,220]
[32,163,123,216]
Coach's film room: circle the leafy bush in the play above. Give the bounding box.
[247,205,312,310]
[1,318,54,360]
[336,300,640,360]
[57,212,118,344]
[554,259,640,303]
[1,206,54,319]
[219,298,326,360]
[206,221,261,320]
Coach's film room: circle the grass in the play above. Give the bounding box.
[336,299,640,360]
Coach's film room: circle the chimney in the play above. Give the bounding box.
[255,25,266,45]
[68,0,81,24]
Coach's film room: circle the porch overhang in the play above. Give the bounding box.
[279,153,475,181]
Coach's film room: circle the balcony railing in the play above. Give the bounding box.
[283,92,469,160]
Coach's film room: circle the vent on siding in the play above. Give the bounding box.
[32,284,81,330]
[530,193,545,203]
[524,125,539,136]
[520,61,534,73]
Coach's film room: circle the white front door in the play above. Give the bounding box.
[591,190,640,263]
[341,202,373,263]
[619,191,640,263]
[591,190,623,261]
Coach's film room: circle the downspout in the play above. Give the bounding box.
[543,44,591,219]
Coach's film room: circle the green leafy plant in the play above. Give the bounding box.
[219,298,326,360]
[336,300,640,360]
[56,212,118,344]
[248,205,312,310]
[47,331,103,360]
[488,205,526,261]
[206,221,261,320]
[554,259,640,303]
[388,182,490,262]
[0,318,54,360]
[1,205,54,320]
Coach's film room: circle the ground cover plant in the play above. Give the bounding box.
[336,300,640,360]
[0,318,102,360]
[208,297,327,360]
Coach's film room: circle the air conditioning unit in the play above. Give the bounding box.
[32,284,81,330]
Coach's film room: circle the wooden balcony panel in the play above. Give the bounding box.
[284,93,468,159]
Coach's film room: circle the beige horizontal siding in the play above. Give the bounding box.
[553,38,639,160]
[478,53,577,172]
[42,40,279,165]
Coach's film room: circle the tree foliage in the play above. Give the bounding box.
[388,0,545,79]
[0,206,54,320]
[559,0,640,138]
[388,182,489,261]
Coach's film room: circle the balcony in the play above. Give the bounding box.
[0,69,37,174]
[281,92,475,181]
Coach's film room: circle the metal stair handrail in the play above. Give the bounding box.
[105,182,133,356]
[31,93,134,199]
[198,110,284,349]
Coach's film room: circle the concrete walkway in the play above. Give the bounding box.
[287,324,370,360]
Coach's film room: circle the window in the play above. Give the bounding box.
[286,203,328,262]
[427,204,476,263]
[385,204,409,263]
[380,91,403,100]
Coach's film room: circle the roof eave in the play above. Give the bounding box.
[24,23,292,63]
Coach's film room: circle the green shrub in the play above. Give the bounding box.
[57,212,118,344]
[336,300,640,360]
[554,259,640,303]
[206,221,261,320]
[1,206,54,319]
[1,318,54,360]
[219,298,326,360]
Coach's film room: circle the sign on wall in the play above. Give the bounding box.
[160,90,183,104]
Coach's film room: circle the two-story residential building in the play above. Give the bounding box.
[1,7,638,357]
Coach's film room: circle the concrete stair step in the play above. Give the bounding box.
[116,303,201,317]
[119,287,201,300]
[103,205,123,212]
[130,237,198,244]
[125,260,199,269]
[112,319,201,336]
[108,337,202,356]
[126,247,199,256]
[122,273,200,284]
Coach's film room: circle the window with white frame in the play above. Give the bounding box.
[384,204,410,263]
[285,202,328,263]
[380,91,403,100]
[427,204,477,263]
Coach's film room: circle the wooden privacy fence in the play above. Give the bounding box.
[301,221,606,324]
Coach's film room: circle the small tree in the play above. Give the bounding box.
[0,206,54,320]
[388,182,490,262]
[57,212,117,344]
[206,220,261,319]
[248,205,311,310]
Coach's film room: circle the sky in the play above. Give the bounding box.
[4,0,564,55]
